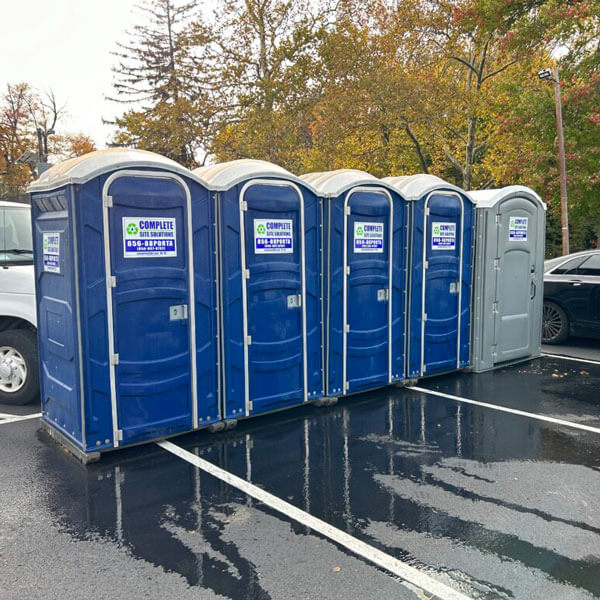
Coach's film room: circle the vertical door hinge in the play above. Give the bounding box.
[244,269,250,279]
[495,214,501,224]
[110,353,119,366]
[425,207,430,216]
[494,258,500,269]
[344,323,350,333]
[248,401,254,412]
[346,266,350,275]
[116,429,124,442]
[344,381,349,391]
[345,206,351,215]
[424,260,429,270]
[241,200,248,211]
[104,195,113,208]
[109,275,116,288]
[423,313,428,322]
[246,335,252,346]
[492,301,499,313]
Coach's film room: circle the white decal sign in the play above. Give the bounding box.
[43,232,61,273]
[122,217,177,258]
[254,219,293,254]
[509,216,528,241]
[354,222,384,253]
[431,222,456,250]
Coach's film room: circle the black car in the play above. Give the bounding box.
[542,250,600,343]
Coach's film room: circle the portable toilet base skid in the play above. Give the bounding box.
[29,149,220,463]
[470,186,546,372]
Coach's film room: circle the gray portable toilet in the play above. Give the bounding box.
[469,186,546,372]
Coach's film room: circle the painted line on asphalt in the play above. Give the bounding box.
[0,412,41,425]
[411,387,600,435]
[542,352,600,366]
[158,439,472,600]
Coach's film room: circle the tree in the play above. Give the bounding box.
[110,0,214,166]
[0,83,36,197]
[0,84,96,198]
[209,0,329,165]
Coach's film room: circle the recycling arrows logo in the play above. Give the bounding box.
[256,224,266,235]
[127,223,139,235]
[356,226,364,236]
[433,225,441,236]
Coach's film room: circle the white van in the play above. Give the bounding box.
[0,201,38,405]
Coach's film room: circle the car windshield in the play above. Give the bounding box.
[1,206,33,265]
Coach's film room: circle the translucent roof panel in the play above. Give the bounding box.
[469,186,546,210]
[299,169,400,197]
[382,174,467,201]
[28,148,194,193]
[193,159,312,191]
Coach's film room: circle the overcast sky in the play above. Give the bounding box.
[1,1,157,147]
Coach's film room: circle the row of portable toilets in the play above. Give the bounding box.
[28,149,546,462]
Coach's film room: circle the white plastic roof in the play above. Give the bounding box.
[193,159,314,192]
[382,174,466,201]
[28,148,195,193]
[0,200,30,208]
[299,169,399,197]
[469,185,546,211]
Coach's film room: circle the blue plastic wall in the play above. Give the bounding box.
[31,188,83,448]
[322,187,408,396]
[217,179,323,418]
[408,190,474,378]
[31,169,219,454]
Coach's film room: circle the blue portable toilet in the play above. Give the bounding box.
[300,170,408,399]
[383,175,475,379]
[193,160,323,420]
[28,149,219,462]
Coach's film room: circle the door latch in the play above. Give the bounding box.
[449,282,459,294]
[287,294,302,308]
[377,288,389,302]
[169,304,188,320]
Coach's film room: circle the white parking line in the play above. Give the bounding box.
[542,352,600,366]
[411,387,600,435]
[158,440,472,600]
[0,412,42,425]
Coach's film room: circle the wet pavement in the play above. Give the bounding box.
[543,337,600,362]
[2,352,600,599]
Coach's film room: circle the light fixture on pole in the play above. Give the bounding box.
[538,67,569,255]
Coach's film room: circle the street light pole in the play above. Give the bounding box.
[552,66,570,255]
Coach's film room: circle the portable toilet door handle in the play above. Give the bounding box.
[169,304,188,320]
[377,288,389,302]
[449,281,459,294]
[287,293,302,309]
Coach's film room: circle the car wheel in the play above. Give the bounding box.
[542,301,569,344]
[0,329,39,406]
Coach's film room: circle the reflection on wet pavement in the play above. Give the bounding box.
[5,356,600,600]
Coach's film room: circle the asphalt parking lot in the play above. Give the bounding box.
[2,343,600,600]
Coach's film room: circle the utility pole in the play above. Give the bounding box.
[538,67,570,254]
[552,66,569,255]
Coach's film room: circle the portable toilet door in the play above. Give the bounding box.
[194,160,323,420]
[28,149,219,461]
[301,170,408,398]
[383,174,475,379]
[470,186,546,372]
